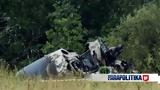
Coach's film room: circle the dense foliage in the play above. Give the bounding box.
[42,0,86,54]
[106,3,160,73]
[0,0,160,73]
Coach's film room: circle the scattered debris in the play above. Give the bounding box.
[16,39,136,78]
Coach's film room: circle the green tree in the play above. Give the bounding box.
[42,0,86,54]
[106,3,160,73]
[0,0,53,68]
[0,0,156,69]
[80,0,153,37]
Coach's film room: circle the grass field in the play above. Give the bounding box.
[0,66,160,90]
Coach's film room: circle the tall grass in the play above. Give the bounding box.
[0,65,160,90]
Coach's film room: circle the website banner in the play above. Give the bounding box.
[87,74,160,84]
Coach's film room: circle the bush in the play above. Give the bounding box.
[105,3,160,73]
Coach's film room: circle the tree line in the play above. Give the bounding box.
[0,0,160,73]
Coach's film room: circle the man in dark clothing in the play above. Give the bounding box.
[103,44,124,66]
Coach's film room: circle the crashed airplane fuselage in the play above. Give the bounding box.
[16,48,79,78]
[16,39,136,78]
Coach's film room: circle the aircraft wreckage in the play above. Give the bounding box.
[16,38,137,78]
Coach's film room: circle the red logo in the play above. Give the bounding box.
[142,75,149,81]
